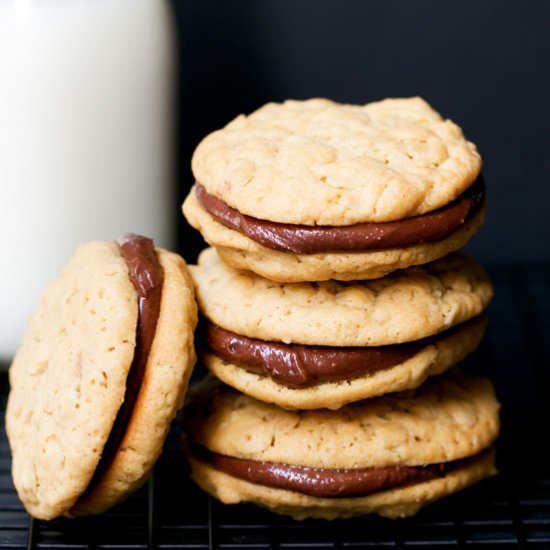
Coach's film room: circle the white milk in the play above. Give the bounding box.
[0,0,177,362]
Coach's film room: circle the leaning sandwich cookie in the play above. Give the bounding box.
[6,234,197,519]
[183,97,485,282]
[183,372,500,520]
[190,247,493,410]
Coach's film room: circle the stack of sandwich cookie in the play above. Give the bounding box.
[180,97,499,519]
[183,372,500,520]
[6,235,197,519]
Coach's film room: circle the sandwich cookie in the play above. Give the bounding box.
[6,235,198,519]
[183,371,500,520]
[183,97,484,282]
[190,248,493,410]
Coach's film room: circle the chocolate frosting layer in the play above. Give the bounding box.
[203,317,483,388]
[196,447,444,498]
[84,234,164,493]
[204,322,420,387]
[195,177,484,254]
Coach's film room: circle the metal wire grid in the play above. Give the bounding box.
[1,265,549,549]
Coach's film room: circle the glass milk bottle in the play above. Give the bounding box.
[0,0,177,363]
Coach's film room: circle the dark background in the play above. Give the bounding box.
[171,0,550,265]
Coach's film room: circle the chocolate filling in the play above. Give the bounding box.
[193,445,445,498]
[204,322,418,387]
[195,176,484,254]
[202,317,483,388]
[82,234,164,495]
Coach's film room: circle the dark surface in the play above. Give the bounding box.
[172,0,550,266]
[1,265,549,548]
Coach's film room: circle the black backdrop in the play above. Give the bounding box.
[172,0,550,265]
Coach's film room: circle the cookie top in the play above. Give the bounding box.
[6,240,198,519]
[190,248,493,346]
[7,242,138,519]
[192,97,481,225]
[185,371,500,469]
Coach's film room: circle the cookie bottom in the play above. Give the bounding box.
[69,250,197,516]
[202,317,486,410]
[183,191,485,282]
[187,447,496,520]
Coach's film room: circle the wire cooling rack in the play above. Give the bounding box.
[1,265,549,549]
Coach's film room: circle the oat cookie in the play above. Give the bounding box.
[183,97,484,282]
[190,248,493,346]
[191,248,492,407]
[183,189,485,282]
[6,236,197,519]
[188,449,496,520]
[201,317,487,410]
[192,98,481,225]
[183,372,499,519]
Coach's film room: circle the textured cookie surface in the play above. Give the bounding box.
[192,97,481,225]
[190,248,493,346]
[183,192,485,282]
[185,371,500,469]
[187,448,496,520]
[70,249,198,516]
[201,317,486,410]
[6,242,138,520]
